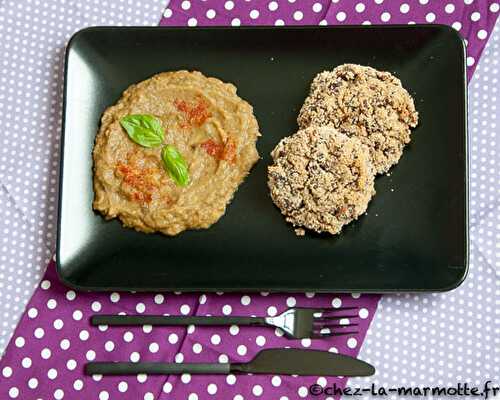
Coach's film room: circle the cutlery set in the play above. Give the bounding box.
[86,307,375,377]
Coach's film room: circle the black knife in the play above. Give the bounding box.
[85,348,375,377]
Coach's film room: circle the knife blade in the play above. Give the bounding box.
[85,348,375,377]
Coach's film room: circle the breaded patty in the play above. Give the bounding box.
[297,64,418,174]
[268,126,375,236]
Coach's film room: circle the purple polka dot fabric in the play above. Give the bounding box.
[160,0,500,80]
[1,262,378,400]
[0,1,498,400]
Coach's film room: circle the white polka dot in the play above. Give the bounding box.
[72,310,83,321]
[252,385,263,396]
[286,296,296,307]
[48,368,58,379]
[144,393,154,400]
[359,308,369,319]
[47,299,57,310]
[21,357,32,368]
[226,374,237,385]
[250,9,259,19]
[362,20,372,25]
[471,11,481,22]
[355,3,366,12]
[225,1,235,11]
[222,304,232,315]
[241,295,251,305]
[40,279,50,289]
[425,12,436,23]
[2,366,12,377]
[400,3,410,13]
[231,18,241,26]
[154,294,164,304]
[256,335,266,346]
[237,344,247,355]
[60,339,70,350]
[298,386,309,398]
[175,353,184,363]
[319,19,328,25]
[211,334,221,345]
[67,359,77,370]
[180,304,190,315]
[219,354,229,363]
[381,12,391,22]
[73,380,83,391]
[163,382,172,393]
[452,21,462,31]
[66,290,76,301]
[317,377,327,387]
[347,337,358,348]
[136,302,145,313]
[332,298,342,308]
[99,391,109,400]
[105,340,115,351]
[312,2,322,12]
[268,1,278,11]
[110,292,120,303]
[336,11,347,22]
[92,374,103,382]
[41,348,51,359]
[124,331,134,342]
[91,301,101,312]
[207,383,218,395]
[206,9,216,19]
[130,352,140,362]
[293,10,303,21]
[181,373,191,383]
[181,0,191,10]
[137,374,147,383]
[445,3,455,13]
[230,325,239,335]
[301,338,311,347]
[193,342,203,354]
[467,56,475,66]
[86,350,96,361]
[275,19,285,26]
[142,324,152,334]
[15,336,25,347]
[34,327,44,338]
[267,306,278,316]
[79,330,89,341]
[28,378,38,389]
[272,375,281,386]
[28,308,38,319]
[490,3,499,12]
[53,319,64,330]
[8,387,19,399]
[168,333,179,344]
[149,342,159,353]
[163,8,172,18]
[188,394,198,400]
[477,30,488,40]
[419,0,428,4]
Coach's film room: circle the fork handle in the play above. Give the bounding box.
[91,314,267,327]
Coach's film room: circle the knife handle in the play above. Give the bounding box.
[85,362,231,376]
[91,314,267,327]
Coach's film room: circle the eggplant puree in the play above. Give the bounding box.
[92,71,260,235]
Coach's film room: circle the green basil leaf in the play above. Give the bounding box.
[120,114,165,148]
[161,145,190,187]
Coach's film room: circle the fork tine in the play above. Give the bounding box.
[314,330,359,338]
[313,314,359,321]
[319,323,359,330]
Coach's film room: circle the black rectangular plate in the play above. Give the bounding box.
[57,26,468,292]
